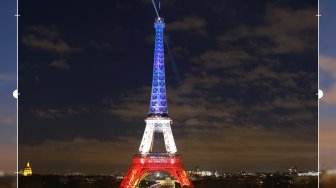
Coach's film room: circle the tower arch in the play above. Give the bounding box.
[120,155,192,188]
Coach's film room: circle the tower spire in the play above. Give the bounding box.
[148,17,168,117]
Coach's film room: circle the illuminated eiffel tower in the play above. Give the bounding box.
[120,17,193,188]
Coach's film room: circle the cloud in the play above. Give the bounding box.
[0,115,16,126]
[320,120,336,170]
[106,72,314,129]
[256,8,316,54]
[22,26,77,54]
[320,55,336,104]
[104,56,316,171]
[0,144,16,174]
[26,25,60,39]
[22,35,73,54]
[34,108,63,119]
[321,56,336,78]
[0,73,16,82]
[218,7,316,54]
[168,7,318,128]
[105,72,233,126]
[22,26,79,72]
[19,137,139,174]
[50,59,71,71]
[0,115,16,145]
[34,75,40,83]
[105,86,151,120]
[187,7,317,108]
[167,15,206,35]
[271,96,316,109]
[0,114,16,174]
[178,125,317,172]
[322,85,336,105]
[19,123,317,173]
[33,107,88,119]
[89,40,113,51]
[172,46,189,57]
[0,73,16,93]
[199,50,252,69]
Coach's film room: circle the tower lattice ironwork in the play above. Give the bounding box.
[119,17,193,188]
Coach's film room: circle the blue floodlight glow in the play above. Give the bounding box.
[149,20,168,115]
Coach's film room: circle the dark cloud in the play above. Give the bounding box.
[321,56,336,78]
[0,114,16,174]
[33,108,63,119]
[22,26,78,54]
[19,137,139,174]
[172,46,189,57]
[199,50,252,69]
[0,73,15,82]
[0,144,16,174]
[22,35,72,54]
[167,15,207,36]
[89,40,114,51]
[320,56,336,105]
[50,59,71,71]
[258,8,316,54]
[26,25,60,39]
[33,107,88,119]
[0,115,16,126]
[320,120,336,170]
[217,7,316,54]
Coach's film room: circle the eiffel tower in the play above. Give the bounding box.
[119,17,193,188]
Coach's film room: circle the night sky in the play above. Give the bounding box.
[17,0,319,174]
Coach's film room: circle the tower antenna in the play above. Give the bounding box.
[151,0,160,18]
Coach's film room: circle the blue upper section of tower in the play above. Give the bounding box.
[149,18,168,116]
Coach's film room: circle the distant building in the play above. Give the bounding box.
[189,169,215,177]
[23,161,32,176]
[297,172,319,177]
[288,166,298,175]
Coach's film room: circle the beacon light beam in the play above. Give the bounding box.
[165,36,183,86]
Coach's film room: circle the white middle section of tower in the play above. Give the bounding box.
[139,117,177,154]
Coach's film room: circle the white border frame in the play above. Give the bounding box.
[13,0,322,187]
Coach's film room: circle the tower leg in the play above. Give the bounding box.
[139,123,154,154]
[163,124,177,154]
[120,156,194,188]
[119,163,144,188]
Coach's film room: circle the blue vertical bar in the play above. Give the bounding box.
[149,18,168,116]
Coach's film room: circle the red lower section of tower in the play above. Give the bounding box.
[120,154,194,188]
